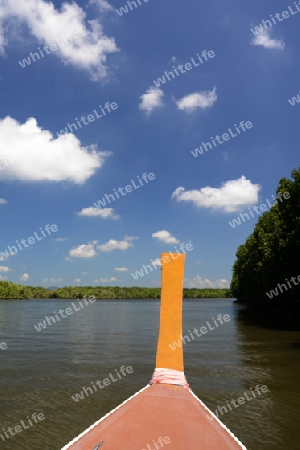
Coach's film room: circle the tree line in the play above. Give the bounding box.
[0,281,232,300]
[231,168,300,314]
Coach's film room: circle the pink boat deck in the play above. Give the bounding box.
[63,384,246,450]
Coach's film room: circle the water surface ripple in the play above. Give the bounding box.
[0,299,299,450]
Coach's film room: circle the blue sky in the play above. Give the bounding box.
[0,0,299,288]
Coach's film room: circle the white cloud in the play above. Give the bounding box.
[0,266,11,272]
[94,277,117,283]
[139,87,164,114]
[0,20,5,58]
[20,273,29,282]
[52,237,68,242]
[184,276,230,289]
[81,271,88,275]
[0,116,111,184]
[176,87,217,112]
[222,151,229,161]
[0,198,7,204]
[1,0,119,79]
[69,244,97,258]
[151,258,161,267]
[251,30,285,50]
[74,278,81,283]
[172,176,261,213]
[42,277,64,283]
[77,207,119,219]
[68,237,135,258]
[114,267,128,271]
[152,230,179,245]
[97,237,134,252]
[89,0,113,11]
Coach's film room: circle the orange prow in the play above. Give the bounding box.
[155,253,186,372]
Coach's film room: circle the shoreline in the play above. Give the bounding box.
[0,297,232,301]
[0,281,232,300]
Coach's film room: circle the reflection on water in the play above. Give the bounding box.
[0,299,299,450]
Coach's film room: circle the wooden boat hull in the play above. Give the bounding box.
[62,254,247,449]
[62,383,246,450]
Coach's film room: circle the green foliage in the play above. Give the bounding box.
[0,281,33,299]
[183,288,232,298]
[231,168,300,310]
[0,281,231,300]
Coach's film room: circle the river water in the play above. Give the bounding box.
[0,299,299,450]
